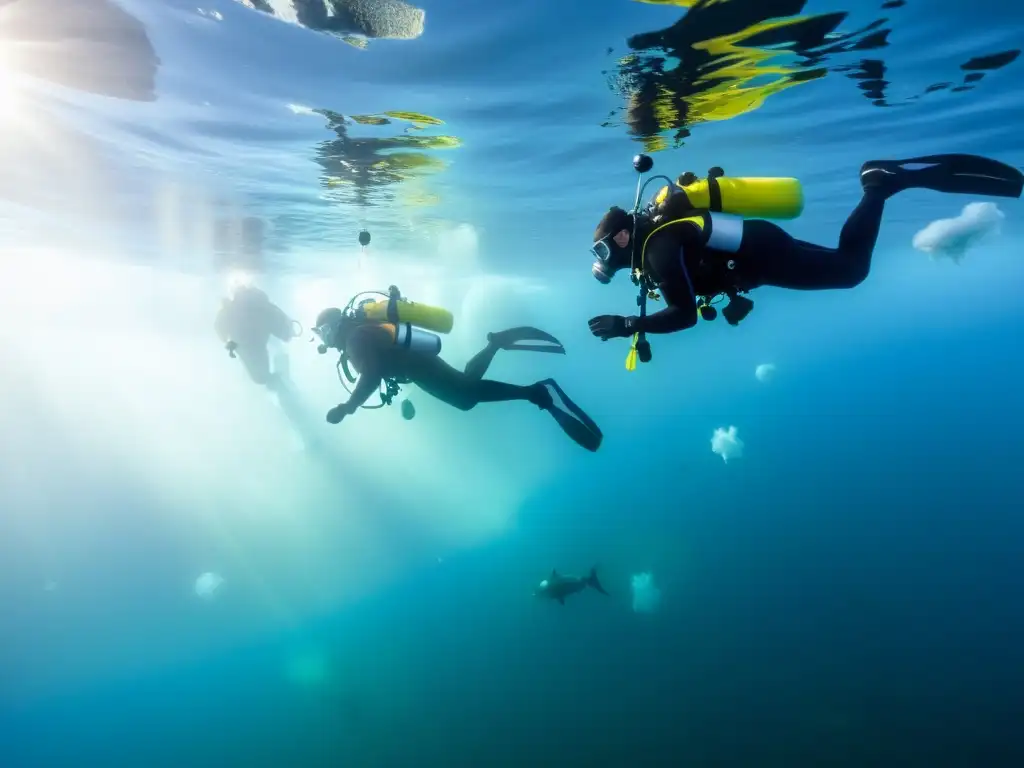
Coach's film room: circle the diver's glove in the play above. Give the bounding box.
[225,340,238,358]
[326,403,351,425]
[588,314,636,341]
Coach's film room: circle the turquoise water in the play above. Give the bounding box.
[1,0,1023,765]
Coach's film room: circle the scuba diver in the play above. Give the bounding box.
[214,283,302,389]
[587,153,1024,367]
[312,286,603,452]
[214,282,328,451]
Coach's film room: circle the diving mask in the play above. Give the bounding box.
[312,306,348,351]
[590,235,629,284]
[313,322,338,350]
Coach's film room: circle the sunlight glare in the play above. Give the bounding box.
[0,244,566,636]
[0,41,25,121]
[226,268,256,294]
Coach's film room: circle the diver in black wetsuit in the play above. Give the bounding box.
[587,154,1024,342]
[312,312,603,452]
[216,283,326,451]
[215,284,301,388]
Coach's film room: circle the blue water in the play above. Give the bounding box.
[1,0,1023,765]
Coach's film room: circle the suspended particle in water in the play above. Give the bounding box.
[194,571,224,601]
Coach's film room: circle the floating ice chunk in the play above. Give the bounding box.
[631,571,661,614]
[912,202,1004,264]
[711,425,744,463]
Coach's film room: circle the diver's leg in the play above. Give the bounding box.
[238,347,275,387]
[462,327,566,381]
[412,356,539,411]
[750,154,1024,292]
[742,190,885,291]
[462,340,500,381]
[476,379,545,405]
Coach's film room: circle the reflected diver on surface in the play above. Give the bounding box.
[587,152,1024,370]
[314,110,460,208]
[607,0,1020,151]
[312,286,603,452]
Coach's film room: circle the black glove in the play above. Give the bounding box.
[326,404,349,425]
[588,315,634,341]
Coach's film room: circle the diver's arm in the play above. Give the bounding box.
[634,301,697,334]
[268,302,299,342]
[332,327,385,415]
[339,371,383,414]
[632,239,698,334]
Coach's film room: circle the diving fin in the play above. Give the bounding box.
[487,326,565,355]
[536,378,603,452]
[861,154,1024,199]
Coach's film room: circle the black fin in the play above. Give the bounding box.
[550,569,558,579]
[487,326,565,354]
[861,154,1023,199]
[588,567,609,596]
[536,379,603,452]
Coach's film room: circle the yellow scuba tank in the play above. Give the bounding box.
[653,171,804,220]
[358,295,455,335]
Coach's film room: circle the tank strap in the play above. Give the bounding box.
[386,296,401,325]
[640,214,708,277]
[396,322,414,349]
[707,176,723,213]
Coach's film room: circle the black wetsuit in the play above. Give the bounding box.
[632,153,1024,334]
[343,325,543,411]
[330,323,603,451]
[638,190,885,334]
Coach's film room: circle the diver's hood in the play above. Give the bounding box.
[229,284,268,305]
[591,213,653,284]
